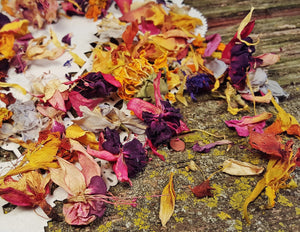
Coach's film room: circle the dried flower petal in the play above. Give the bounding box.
[159,172,175,227]
[189,179,215,198]
[222,158,264,176]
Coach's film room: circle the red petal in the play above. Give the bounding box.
[0,187,34,207]
[190,180,215,198]
[249,131,283,159]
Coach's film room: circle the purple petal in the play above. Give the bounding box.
[123,139,147,177]
[62,33,72,45]
[86,176,107,195]
[193,140,232,153]
[102,127,121,154]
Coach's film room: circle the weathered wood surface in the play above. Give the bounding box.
[39,1,300,231]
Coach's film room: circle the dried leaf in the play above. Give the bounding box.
[159,172,175,227]
[222,158,264,176]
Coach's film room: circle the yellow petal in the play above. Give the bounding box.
[65,124,99,150]
[237,7,259,46]
[243,178,266,224]
[0,20,29,36]
[159,172,176,227]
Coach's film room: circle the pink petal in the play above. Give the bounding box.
[127,98,161,120]
[175,120,190,134]
[69,91,103,117]
[153,71,163,109]
[204,33,221,57]
[48,90,67,112]
[63,202,95,225]
[70,140,101,186]
[225,112,272,137]
[115,0,133,15]
[146,138,165,161]
[113,154,132,185]
[138,17,160,35]
[87,146,118,162]
[255,53,280,67]
[102,73,121,87]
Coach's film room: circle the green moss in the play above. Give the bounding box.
[97,221,112,232]
[133,208,151,230]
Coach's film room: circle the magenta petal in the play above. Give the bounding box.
[175,120,190,134]
[139,18,160,35]
[127,98,161,120]
[225,113,270,137]
[113,154,132,185]
[102,73,122,88]
[87,146,118,162]
[0,187,34,207]
[51,120,65,133]
[204,33,221,57]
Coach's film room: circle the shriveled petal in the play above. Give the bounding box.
[113,154,132,185]
[193,139,232,153]
[63,202,95,225]
[127,98,161,120]
[87,146,118,162]
[225,112,272,137]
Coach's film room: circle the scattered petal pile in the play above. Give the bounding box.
[0,0,298,228]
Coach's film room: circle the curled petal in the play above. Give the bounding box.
[127,98,161,120]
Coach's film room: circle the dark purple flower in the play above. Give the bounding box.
[62,33,72,46]
[0,59,9,76]
[123,138,147,177]
[102,128,122,154]
[86,176,107,218]
[143,112,174,147]
[186,73,213,100]
[0,13,10,29]
[142,100,183,147]
[73,72,118,99]
[228,37,255,90]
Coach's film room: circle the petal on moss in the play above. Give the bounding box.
[225,112,272,137]
[159,172,175,227]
